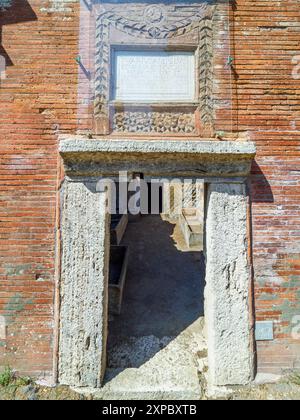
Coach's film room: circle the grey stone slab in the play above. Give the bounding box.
[204,183,254,386]
[58,181,110,387]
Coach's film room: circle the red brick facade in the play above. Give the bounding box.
[0,0,299,380]
[234,0,300,373]
[0,0,79,378]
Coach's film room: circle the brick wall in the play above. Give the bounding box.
[0,0,299,379]
[0,0,79,378]
[234,0,300,373]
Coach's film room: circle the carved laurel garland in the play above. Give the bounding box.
[94,3,216,133]
[199,17,214,129]
[97,4,211,40]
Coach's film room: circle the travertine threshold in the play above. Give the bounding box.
[74,319,206,400]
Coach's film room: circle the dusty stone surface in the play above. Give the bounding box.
[81,320,206,399]
[14,384,38,401]
[59,181,110,388]
[205,183,254,386]
[107,216,205,340]
[58,185,255,389]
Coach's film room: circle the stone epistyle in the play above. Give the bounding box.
[59,181,110,387]
[0,0,12,11]
[205,183,254,385]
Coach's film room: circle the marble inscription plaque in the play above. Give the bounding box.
[112,50,196,102]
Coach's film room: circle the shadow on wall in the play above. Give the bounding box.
[0,0,37,67]
[250,161,274,203]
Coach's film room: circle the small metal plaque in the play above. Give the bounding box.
[255,321,274,341]
[112,50,196,102]
[0,316,6,340]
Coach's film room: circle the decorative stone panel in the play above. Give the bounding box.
[59,181,110,388]
[112,109,196,135]
[94,1,217,136]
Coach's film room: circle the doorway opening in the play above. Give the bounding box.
[58,137,255,390]
[105,181,207,397]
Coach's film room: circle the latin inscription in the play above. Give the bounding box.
[112,50,196,102]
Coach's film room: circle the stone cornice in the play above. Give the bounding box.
[59,136,256,178]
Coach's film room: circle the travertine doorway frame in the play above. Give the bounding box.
[57,137,256,389]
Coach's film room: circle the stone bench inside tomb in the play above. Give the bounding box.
[179,209,203,250]
[109,245,130,315]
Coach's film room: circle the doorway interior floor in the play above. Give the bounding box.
[102,215,207,399]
